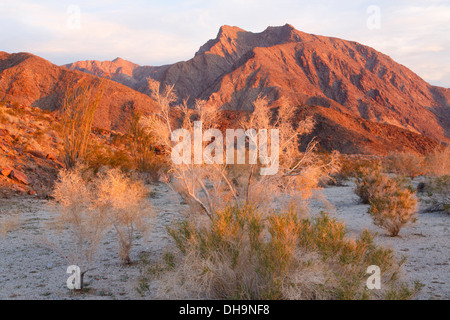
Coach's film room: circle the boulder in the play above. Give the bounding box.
[10,170,30,185]
[1,168,12,177]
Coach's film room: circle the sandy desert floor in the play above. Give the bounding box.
[0,181,448,300]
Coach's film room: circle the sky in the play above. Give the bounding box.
[0,0,449,88]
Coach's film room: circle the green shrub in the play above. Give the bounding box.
[161,206,417,300]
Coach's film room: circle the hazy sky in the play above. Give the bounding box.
[1,0,449,87]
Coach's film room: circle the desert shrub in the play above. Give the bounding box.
[355,164,418,236]
[166,205,294,299]
[59,79,104,169]
[425,146,450,176]
[354,162,387,204]
[419,175,450,214]
[297,214,417,299]
[329,156,379,186]
[86,142,134,172]
[385,152,424,179]
[129,112,158,171]
[51,166,152,286]
[143,85,340,219]
[51,166,107,288]
[368,182,418,237]
[160,206,416,300]
[95,169,152,264]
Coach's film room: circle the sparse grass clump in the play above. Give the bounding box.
[0,211,21,238]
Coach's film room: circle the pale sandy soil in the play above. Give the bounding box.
[0,181,448,300]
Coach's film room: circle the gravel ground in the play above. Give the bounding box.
[0,181,448,300]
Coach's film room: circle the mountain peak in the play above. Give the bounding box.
[112,57,126,63]
[266,23,296,31]
[218,25,246,36]
[197,24,300,58]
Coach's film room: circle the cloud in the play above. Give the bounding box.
[0,0,449,87]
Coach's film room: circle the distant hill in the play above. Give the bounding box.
[0,52,157,132]
[3,24,450,155]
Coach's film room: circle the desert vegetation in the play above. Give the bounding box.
[117,82,421,300]
[2,82,447,300]
[355,163,418,237]
[50,165,153,287]
[158,206,419,300]
[3,88,447,299]
[386,152,424,180]
[60,79,104,169]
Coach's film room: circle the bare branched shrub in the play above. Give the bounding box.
[60,79,104,169]
[355,164,418,237]
[95,169,152,264]
[143,89,340,219]
[51,166,107,287]
[51,165,152,287]
[386,152,424,179]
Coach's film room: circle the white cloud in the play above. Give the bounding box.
[0,0,449,87]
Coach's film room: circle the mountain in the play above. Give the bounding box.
[0,52,157,132]
[65,24,450,153]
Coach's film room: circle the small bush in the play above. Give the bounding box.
[368,180,418,237]
[329,157,383,186]
[354,162,386,204]
[95,169,152,264]
[51,166,107,287]
[425,146,450,177]
[355,164,418,237]
[297,214,413,299]
[51,166,152,286]
[86,142,134,172]
[386,152,424,179]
